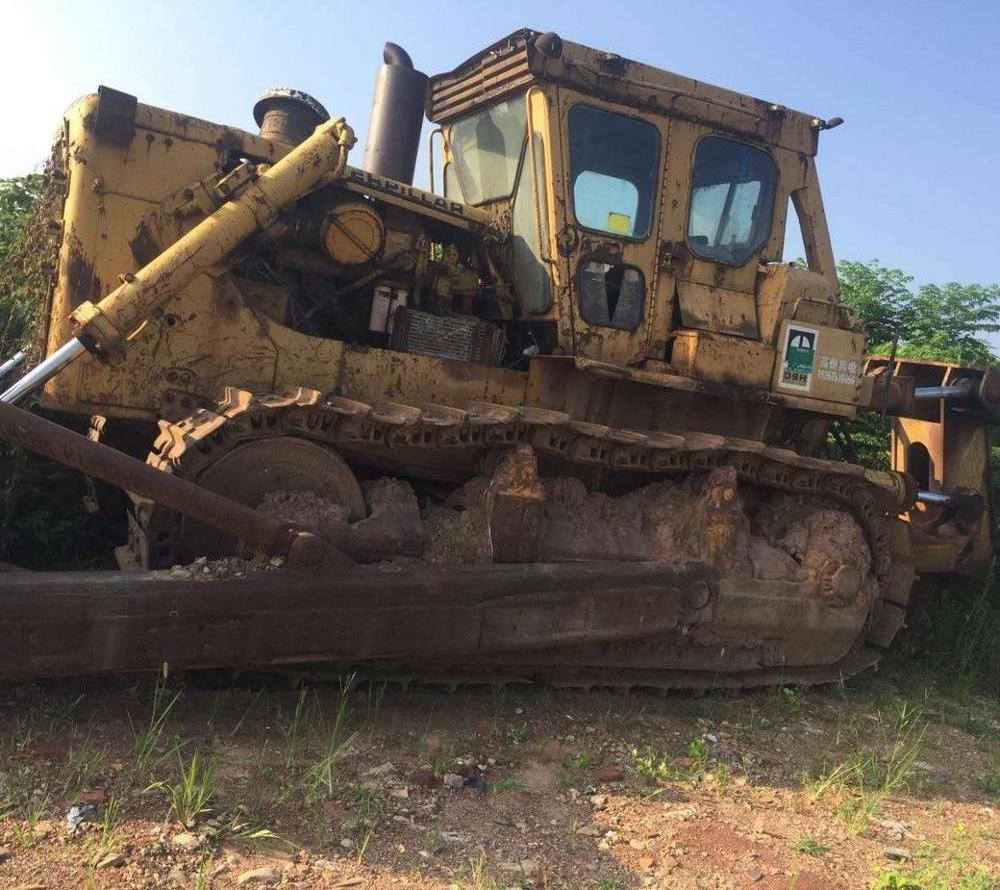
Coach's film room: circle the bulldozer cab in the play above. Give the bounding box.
[430,29,839,368]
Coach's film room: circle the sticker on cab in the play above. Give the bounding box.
[778,323,819,392]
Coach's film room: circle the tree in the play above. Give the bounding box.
[0,174,46,359]
[903,282,1000,366]
[837,259,1000,366]
[837,259,915,348]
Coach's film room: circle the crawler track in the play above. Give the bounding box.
[130,386,918,689]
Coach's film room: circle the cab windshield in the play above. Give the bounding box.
[449,96,527,205]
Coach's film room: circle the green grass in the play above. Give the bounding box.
[835,793,880,835]
[339,783,387,863]
[893,557,1000,699]
[156,747,215,826]
[976,769,1000,801]
[711,762,730,791]
[870,840,997,890]
[129,670,182,775]
[558,749,594,789]
[363,680,387,730]
[278,688,315,770]
[491,776,526,793]
[808,702,926,801]
[459,850,504,890]
[793,835,830,857]
[298,675,356,801]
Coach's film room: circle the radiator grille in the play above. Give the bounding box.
[390,309,504,365]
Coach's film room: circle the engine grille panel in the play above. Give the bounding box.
[390,308,504,365]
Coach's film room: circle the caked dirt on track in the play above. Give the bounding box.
[0,664,997,889]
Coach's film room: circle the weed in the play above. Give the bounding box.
[779,684,802,712]
[687,737,708,771]
[279,688,313,771]
[227,687,265,737]
[130,669,182,774]
[340,784,387,863]
[558,749,593,788]
[430,746,449,778]
[870,870,921,889]
[214,806,286,849]
[631,745,671,785]
[810,703,926,800]
[975,762,1000,800]
[364,680,387,729]
[422,826,447,855]
[916,563,1000,694]
[194,858,208,890]
[300,675,356,800]
[96,796,121,857]
[10,794,45,849]
[466,849,504,890]
[711,762,730,791]
[9,713,35,754]
[61,734,109,801]
[871,854,996,890]
[836,793,879,834]
[793,835,830,857]
[491,776,526,793]
[154,748,215,826]
[488,680,506,737]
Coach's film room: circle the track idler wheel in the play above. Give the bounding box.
[166,437,365,565]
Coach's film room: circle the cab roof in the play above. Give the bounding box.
[428,28,826,157]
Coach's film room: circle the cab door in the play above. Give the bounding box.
[653,120,782,343]
[554,91,666,366]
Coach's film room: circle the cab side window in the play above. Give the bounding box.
[686,136,777,266]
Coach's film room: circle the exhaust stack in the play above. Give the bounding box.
[362,43,429,185]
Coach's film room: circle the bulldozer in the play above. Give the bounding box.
[0,28,996,689]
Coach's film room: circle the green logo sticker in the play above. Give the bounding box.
[779,324,819,391]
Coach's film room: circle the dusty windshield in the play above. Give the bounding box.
[686,136,777,265]
[449,96,527,205]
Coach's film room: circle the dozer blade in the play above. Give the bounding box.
[0,561,715,680]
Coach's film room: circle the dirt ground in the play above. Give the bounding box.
[0,660,997,890]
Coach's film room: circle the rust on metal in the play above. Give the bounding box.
[0,561,714,679]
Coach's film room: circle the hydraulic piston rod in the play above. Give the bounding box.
[0,350,28,382]
[0,339,85,404]
[913,383,975,401]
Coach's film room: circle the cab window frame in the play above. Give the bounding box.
[566,102,662,243]
[684,134,779,267]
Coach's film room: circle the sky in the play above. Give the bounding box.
[1,0,998,297]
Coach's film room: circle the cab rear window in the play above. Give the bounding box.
[686,136,777,266]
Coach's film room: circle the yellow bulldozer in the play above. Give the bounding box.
[0,29,995,689]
